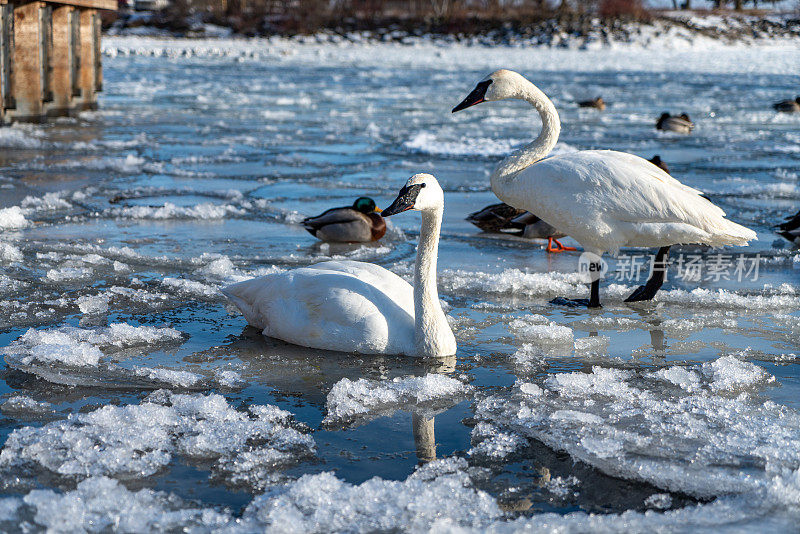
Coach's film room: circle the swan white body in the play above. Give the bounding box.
[453,69,756,305]
[497,149,753,256]
[223,260,417,354]
[459,70,756,257]
[222,174,456,357]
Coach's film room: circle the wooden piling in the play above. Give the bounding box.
[48,4,72,115]
[11,1,44,120]
[0,0,116,124]
[0,3,13,123]
[77,7,97,110]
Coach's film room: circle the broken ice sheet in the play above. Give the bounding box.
[0,323,239,389]
[0,390,315,492]
[0,396,56,420]
[322,373,473,428]
[476,357,794,498]
[467,421,527,461]
[2,462,800,533]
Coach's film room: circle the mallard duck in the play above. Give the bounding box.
[656,112,694,134]
[777,208,800,244]
[648,155,669,174]
[578,97,606,110]
[773,97,800,113]
[466,202,576,253]
[302,197,386,243]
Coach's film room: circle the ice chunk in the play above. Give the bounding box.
[644,493,673,510]
[651,366,702,393]
[5,323,184,366]
[21,192,71,211]
[214,369,245,388]
[107,202,244,220]
[662,314,738,336]
[574,335,610,353]
[0,243,22,263]
[77,294,110,314]
[0,207,28,231]
[133,366,203,388]
[476,358,793,498]
[162,277,220,298]
[404,131,576,158]
[468,422,526,460]
[509,318,574,345]
[0,391,315,488]
[440,268,583,300]
[243,465,501,532]
[323,374,472,426]
[544,475,580,498]
[0,477,230,532]
[701,355,774,392]
[2,323,186,385]
[0,125,44,148]
[45,266,93,282]
[1,396,55,417]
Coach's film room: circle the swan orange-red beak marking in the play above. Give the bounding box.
[546,238,577,253]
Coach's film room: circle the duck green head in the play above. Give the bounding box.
[353,197,380,214]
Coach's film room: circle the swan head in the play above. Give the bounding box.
[382,173,443,216]
[452,69,529,113]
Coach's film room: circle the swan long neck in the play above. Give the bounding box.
[414,207,448,356]
[490,81,561,193]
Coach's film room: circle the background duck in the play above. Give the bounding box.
[773,97,800,112]
[302,197,385,243]
[649,155,670,174]
[777,208,800,244]
[578,97,606,110]
[466,203,576,253]
[656,112,694,134]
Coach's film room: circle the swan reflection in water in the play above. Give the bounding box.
[191,326,457,464]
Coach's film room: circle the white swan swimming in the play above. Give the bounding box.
[222,173,456,357]
[452,69,756,307]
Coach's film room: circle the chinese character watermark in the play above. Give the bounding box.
[600,253,760,283]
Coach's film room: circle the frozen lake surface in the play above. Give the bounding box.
[0,36,799,531]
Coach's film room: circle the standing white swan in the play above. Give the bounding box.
[452,69,756,307]
[222,173,456,357]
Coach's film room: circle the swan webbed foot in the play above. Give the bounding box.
[546,238,578,253]
[550,279,601,308]
[549,297,602,309]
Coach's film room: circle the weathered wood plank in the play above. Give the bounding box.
[0,3,13,122]
[1,0,117,12]
[12,1,43,119]
[76,7,96,109]
[48,3,72,114]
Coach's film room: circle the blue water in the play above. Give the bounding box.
[0,38,798,522]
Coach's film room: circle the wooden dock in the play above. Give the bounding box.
[1,0,116,123]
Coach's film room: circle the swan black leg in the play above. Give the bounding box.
[625,246,670,303]
[550,280,602,308]
[588,279,601,308]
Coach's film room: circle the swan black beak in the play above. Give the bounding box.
[382,184,425,217]
[452,80,492,113]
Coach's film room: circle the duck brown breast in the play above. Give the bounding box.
[369,213,387,241]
